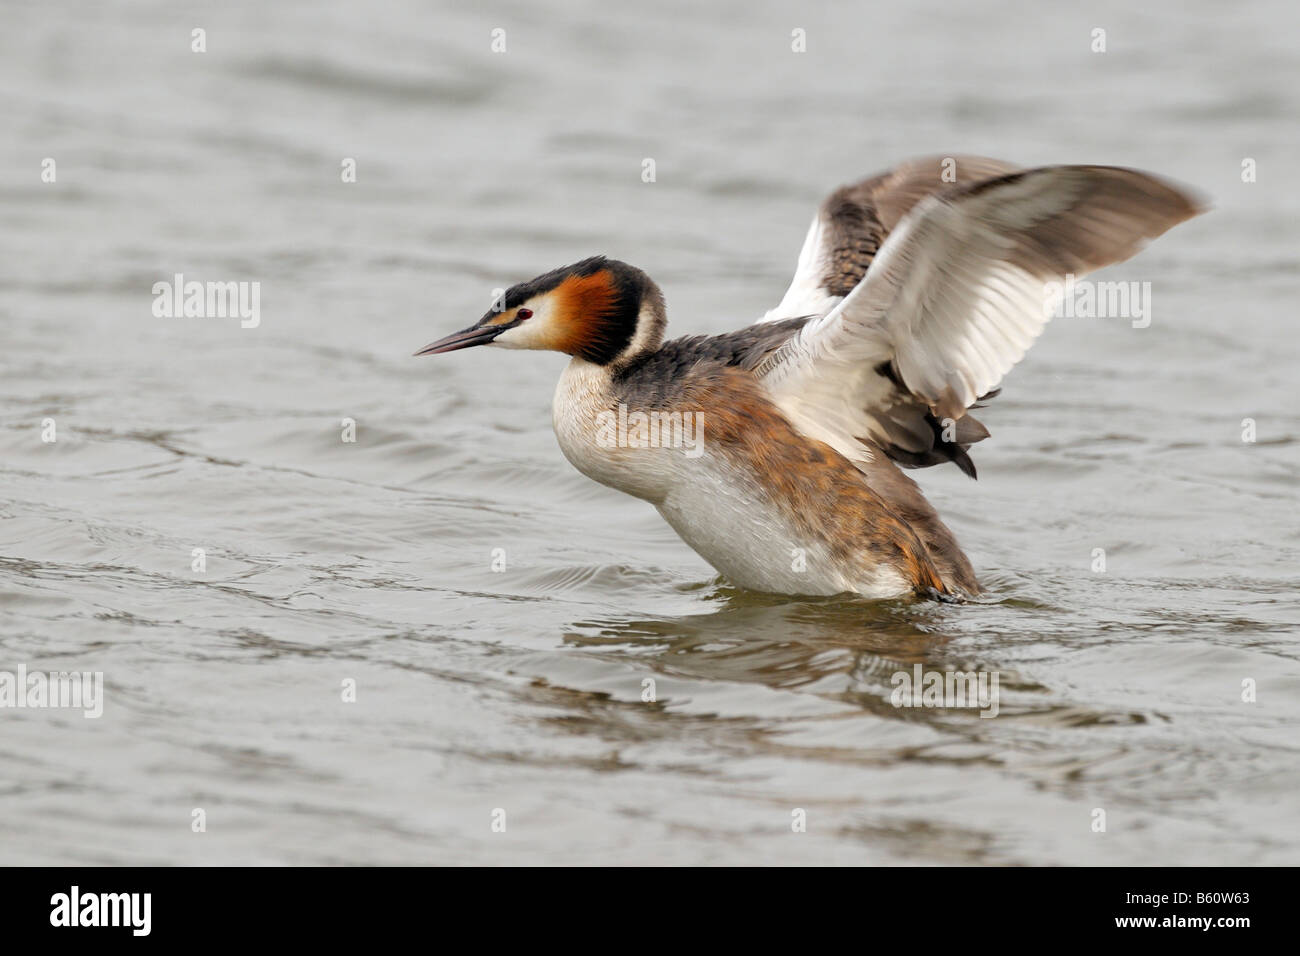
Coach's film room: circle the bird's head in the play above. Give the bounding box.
[415,256,664,367]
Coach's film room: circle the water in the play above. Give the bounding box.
[2,0,1298,865]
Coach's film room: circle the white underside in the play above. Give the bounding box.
[552,358,912,598]
[655,462,901,597]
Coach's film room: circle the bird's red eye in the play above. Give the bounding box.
[517,308,533,320]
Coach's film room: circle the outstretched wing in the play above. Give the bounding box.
[764,155,1023,322]
[757,164,1205,477]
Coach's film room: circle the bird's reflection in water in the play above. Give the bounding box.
[564,583,1036,725]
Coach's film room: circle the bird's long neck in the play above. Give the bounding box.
[577,279,665,371]
[611,284,667,367]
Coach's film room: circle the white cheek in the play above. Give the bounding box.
[491,321,548,350]
[490,299,559,350]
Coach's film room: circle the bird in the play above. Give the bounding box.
[416,156,1203,600]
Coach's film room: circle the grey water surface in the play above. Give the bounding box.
[2,0,1298,865]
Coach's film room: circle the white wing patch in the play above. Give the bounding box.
[758,164,1205,471]
[763,216,844,322]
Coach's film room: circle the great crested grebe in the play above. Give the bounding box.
[416,156,1203,600]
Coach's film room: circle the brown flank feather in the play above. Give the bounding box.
[682,369,951,597]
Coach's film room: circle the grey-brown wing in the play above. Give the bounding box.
[759,164,1205,478]
[764,155,1023,322]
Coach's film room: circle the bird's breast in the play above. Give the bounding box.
[552,359,692,505]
